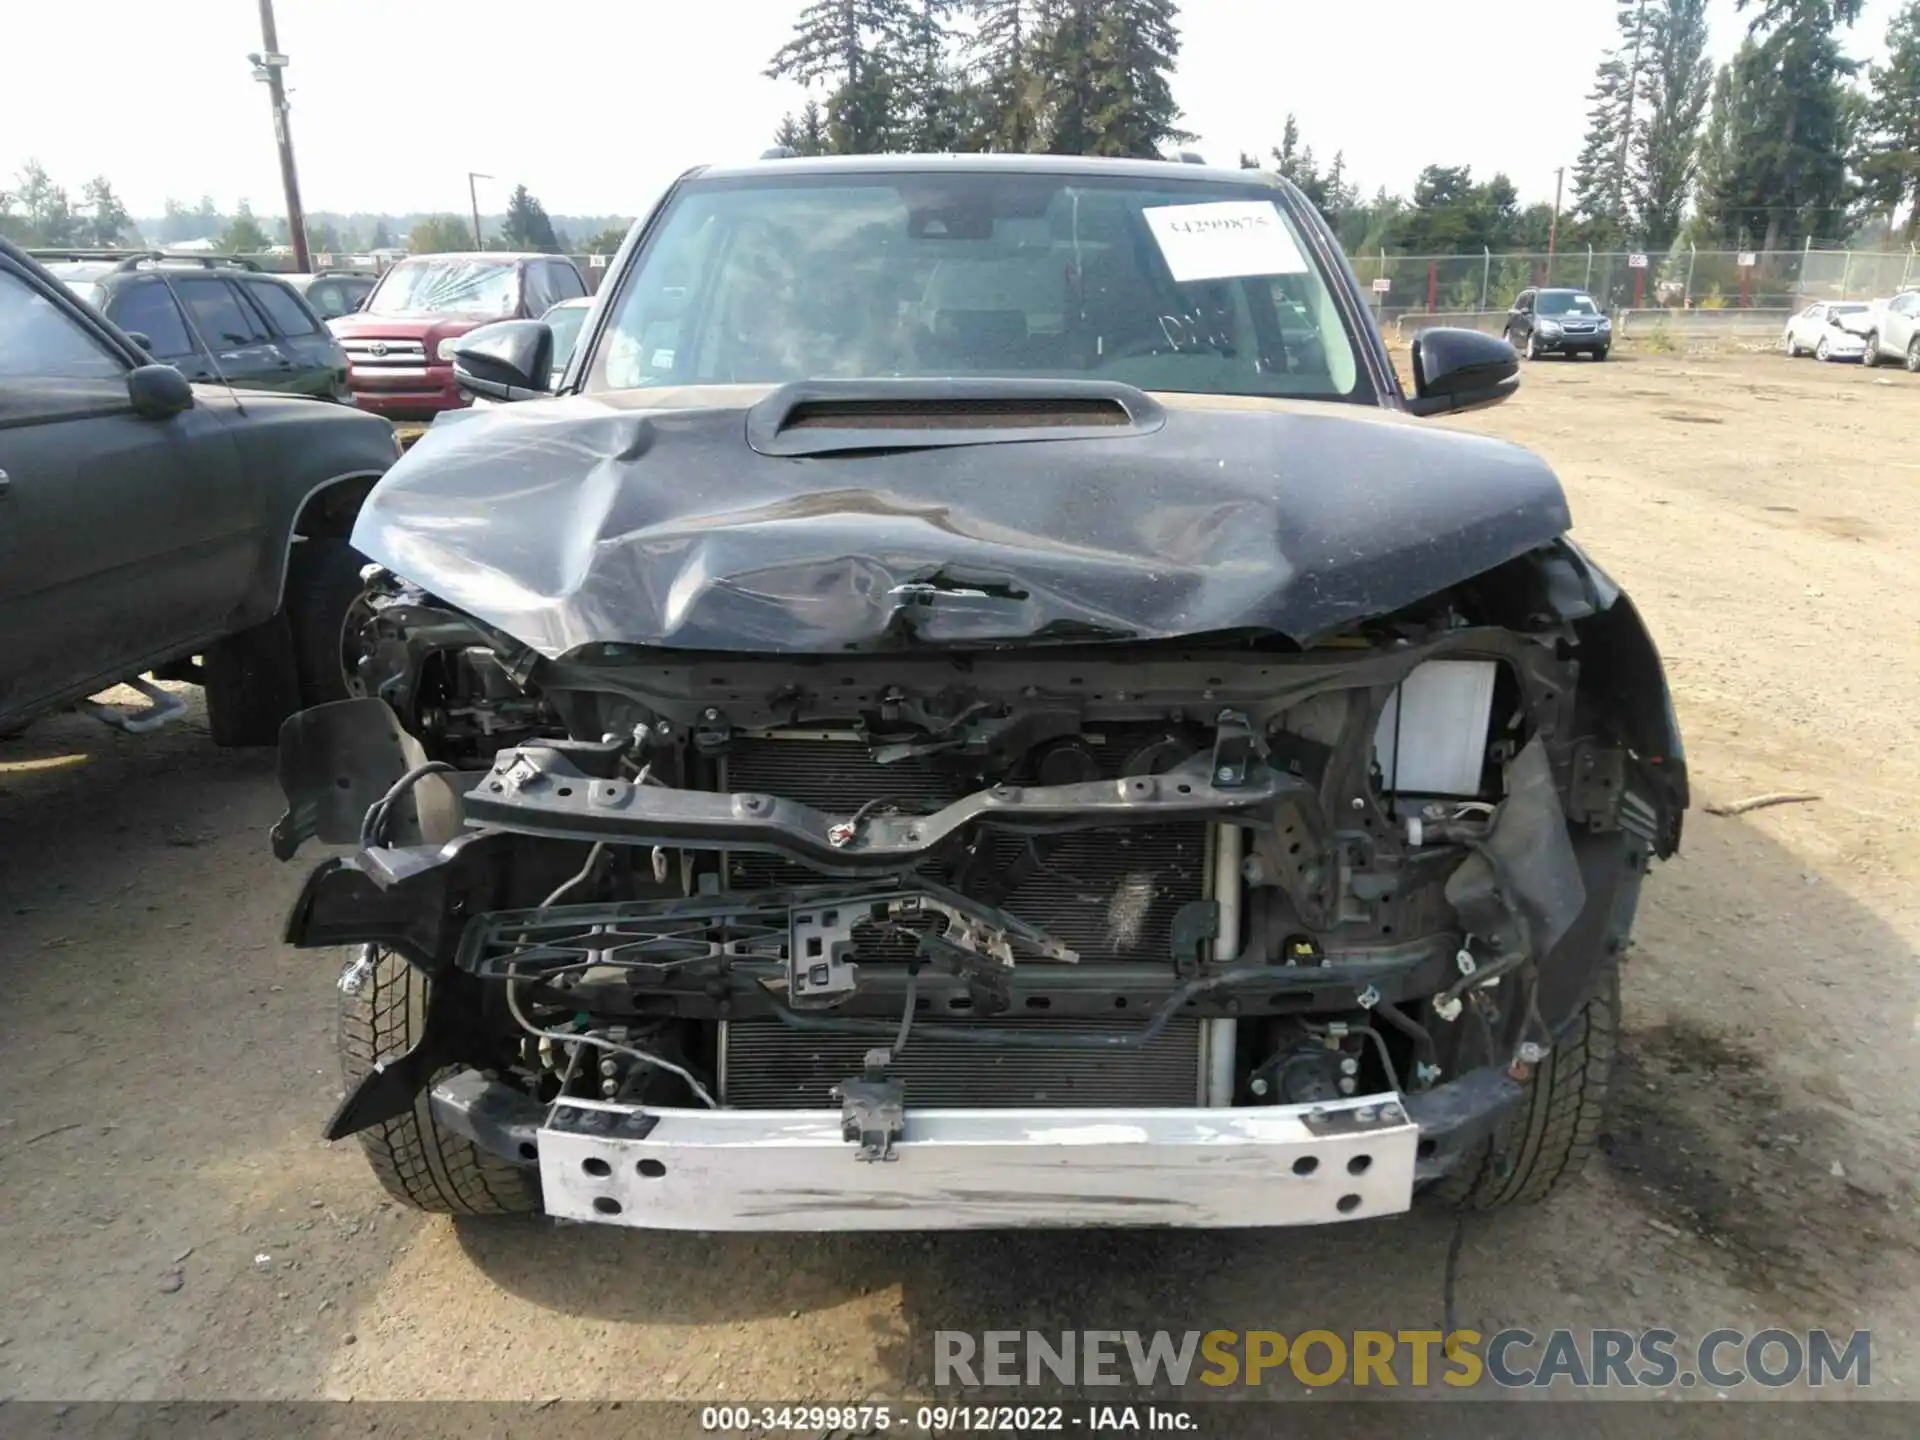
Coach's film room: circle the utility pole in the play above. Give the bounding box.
[468,173,492,250]
[1547,166,1566,281]
[249,0,309,272]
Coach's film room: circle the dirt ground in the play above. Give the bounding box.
[2,348,1918,1414]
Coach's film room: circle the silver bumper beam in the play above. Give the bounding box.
[537,1093,1418,1231]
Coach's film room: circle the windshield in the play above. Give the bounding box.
[1539,292,1600,316]
[365,258,519,317]
[1830,302,1867,316]
[588,172,1364,402]
[544,302,589,372]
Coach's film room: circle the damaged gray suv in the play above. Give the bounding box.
[273,154,1686,1231]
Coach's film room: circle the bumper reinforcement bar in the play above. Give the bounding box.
[533,1092,1418,1231]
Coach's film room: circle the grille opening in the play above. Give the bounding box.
[782,397,1130,431]
[715,732,1208,1109]
[722,1015,1203,1109]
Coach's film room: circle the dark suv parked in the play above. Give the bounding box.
[34,251,352,401]
[1504,287,1612,361]
[0,238,396,744]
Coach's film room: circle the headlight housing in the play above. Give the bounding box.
[435,337,465,362]
[1539,320,1563,336]
[1596,316,1611,329]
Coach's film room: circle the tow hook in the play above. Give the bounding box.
[833,1048,905,1162]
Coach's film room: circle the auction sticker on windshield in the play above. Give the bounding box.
[1142,200,1308,282]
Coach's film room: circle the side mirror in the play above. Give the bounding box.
[1405,327,1519,418]
[126,331,154,352]
[452,320,554,403]
[127,363,194,419]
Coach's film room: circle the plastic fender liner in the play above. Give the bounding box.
[1445,735,1588,962]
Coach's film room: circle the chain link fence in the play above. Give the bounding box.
[1350,245,1920,326]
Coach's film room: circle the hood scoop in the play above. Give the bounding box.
[748,378,1164,457]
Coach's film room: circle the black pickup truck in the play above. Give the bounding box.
[272,154,1686,1235]
[0,237,397,744]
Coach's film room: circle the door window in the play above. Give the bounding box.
[241,278,321,336]
[107,279,196,357]
[0,270,125,380]
[175,277,267,348]
[522,263,557,315]
[0,268,125,380]
[548,261,587,301]
[306,280,363,319]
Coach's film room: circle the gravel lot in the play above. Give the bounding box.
[2,349,1917,1412]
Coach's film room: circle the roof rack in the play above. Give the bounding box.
[760,145,799,159]
[1176,150,1208,165]
[27,248,263,273]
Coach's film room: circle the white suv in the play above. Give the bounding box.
[1862,290,1920,371]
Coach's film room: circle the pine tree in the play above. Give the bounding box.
[220,200,271,254]
[773,99,832,154]
[1571,0,1656,243]
[370,219,393,249]
[1726,0,1864,249]
[501,184,560,252]
[305,219,342,255]
[1632,0,1712,249]
[1034,0,1189,157]
[79,176,131,247]
[407,216,473,254]
[1572,57,1631,242]
[1240,116,1354,228]
[1032,1,1099,154]
[1860,0,1920,239]
[968,0,1039,150]
[8,161,77,246]
[1323,152,1356,215]
[1693,47,1758,244]
[582,225,631,257]
[890,0,966,151]
[766,0,913,153]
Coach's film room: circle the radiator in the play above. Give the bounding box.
[717,735,1209,1109]
[720,1015,1204,1109]
[720,736,1208,964]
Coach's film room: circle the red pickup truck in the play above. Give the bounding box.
[326,252,587,419]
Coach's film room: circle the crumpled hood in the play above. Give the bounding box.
[350,384,1572,657]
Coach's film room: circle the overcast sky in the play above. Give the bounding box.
[0,0,1904,220]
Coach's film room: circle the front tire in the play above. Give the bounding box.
[1523,331,1539,361]
[1816,337,1831,362]
[338,947,543,1216]
[1907,337,1920,373]
[1592,346,1609,362]
[285,538,370,707]
[1863,332,1882,367]
[1429,964,1618,1210]
[203,614,301,747]
[1785,332,1803,357]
